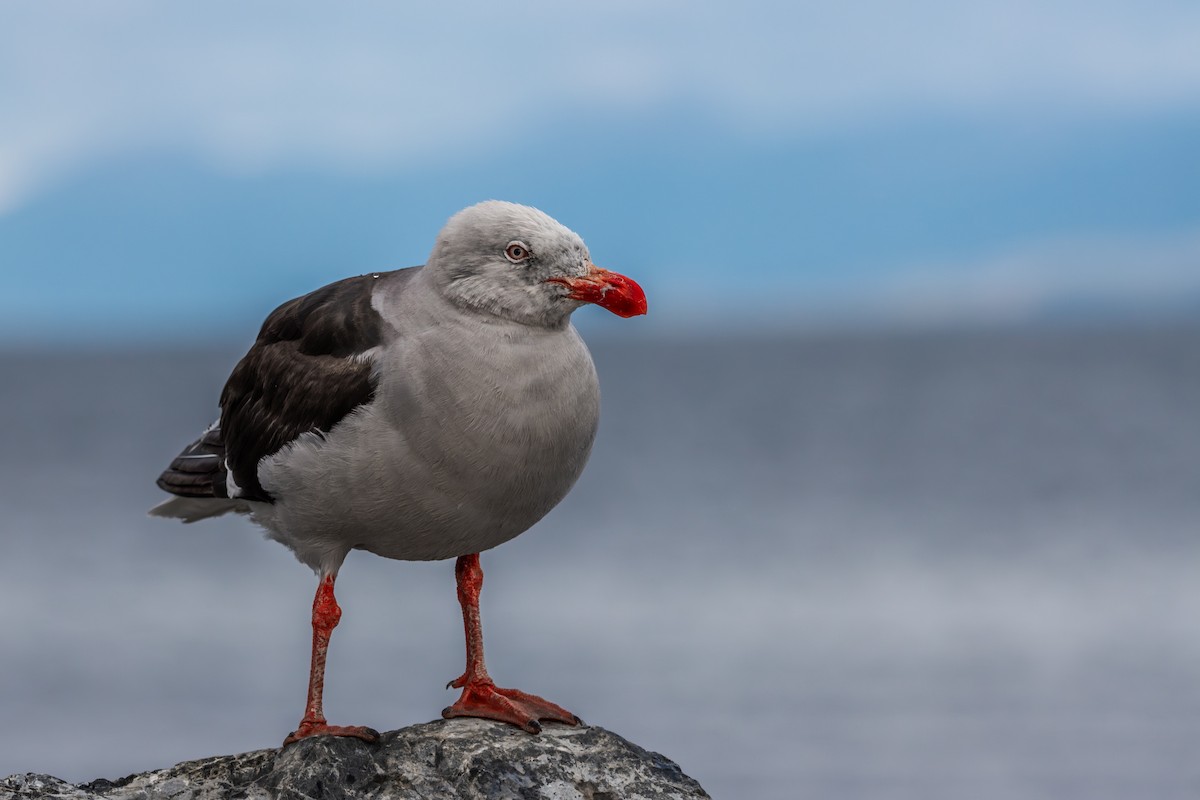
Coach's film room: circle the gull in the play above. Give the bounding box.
[152,201,647,743]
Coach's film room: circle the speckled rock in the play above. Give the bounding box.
[1,720,709,800]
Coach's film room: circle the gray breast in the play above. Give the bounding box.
[259,320,601,565]
[386,321,601,515]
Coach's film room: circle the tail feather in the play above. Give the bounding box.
[149,495,245,523]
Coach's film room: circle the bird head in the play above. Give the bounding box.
[427,201,647,328]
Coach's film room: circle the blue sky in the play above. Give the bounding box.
[2,1,1199,344]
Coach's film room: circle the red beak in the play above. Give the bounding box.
[547,264,648,318]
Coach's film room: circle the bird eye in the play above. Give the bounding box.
[504,242,530,263]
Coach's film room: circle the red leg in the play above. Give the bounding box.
[442,554,580,733]
[283,573,379,745]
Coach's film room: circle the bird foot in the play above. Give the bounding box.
[283,719,380,746]
[442,678,580,734]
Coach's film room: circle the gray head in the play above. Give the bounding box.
[426,201,646,328]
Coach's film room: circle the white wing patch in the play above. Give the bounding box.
[226,467,243,499]
[349,346,381,365]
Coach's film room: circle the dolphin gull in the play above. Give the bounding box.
[151,201,647,743]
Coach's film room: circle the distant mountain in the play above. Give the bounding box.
[3,112,1199,344]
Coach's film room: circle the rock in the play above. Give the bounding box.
[1,720,709,800]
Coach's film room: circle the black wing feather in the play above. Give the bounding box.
[158,269,408,503]
[156,424,229,498]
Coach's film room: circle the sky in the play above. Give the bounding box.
[1,0,1199,344]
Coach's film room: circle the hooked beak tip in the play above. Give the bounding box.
[549,265,647,318]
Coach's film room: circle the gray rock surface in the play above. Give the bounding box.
[1,720,709,800]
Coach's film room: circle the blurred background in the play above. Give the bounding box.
[1,2,1198,798]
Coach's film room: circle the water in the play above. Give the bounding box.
[1,326,1198,799]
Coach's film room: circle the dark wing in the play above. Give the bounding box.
[156,268,410,503]
[219,270,403,501]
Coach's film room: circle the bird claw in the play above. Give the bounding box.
[442,680,579,734]
[283,721,381,746]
